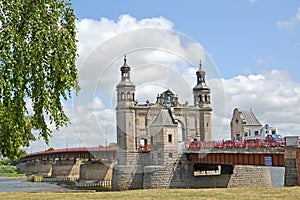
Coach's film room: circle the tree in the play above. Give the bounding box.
[0,0,79,160]
[109,142,117,147]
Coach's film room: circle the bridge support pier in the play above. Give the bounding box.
[18,160,54,176]
[284,147,300,186]
[51,159,81,178]
[79,160,113,182]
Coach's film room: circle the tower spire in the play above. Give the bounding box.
[116,55,135,107]
[193,60,211,107]
[124,54,127,64]
[199,60,202,70]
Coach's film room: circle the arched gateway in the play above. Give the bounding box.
[113,56,212,190]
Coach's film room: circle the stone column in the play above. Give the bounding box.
[284,147,300,186]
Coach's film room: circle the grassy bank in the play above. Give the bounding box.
[1,187,300,200]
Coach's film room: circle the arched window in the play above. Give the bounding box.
[121,92,125,100]
[205,95,208,102]
[127,93,131,100]
[199,95,202,102]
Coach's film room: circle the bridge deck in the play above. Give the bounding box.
[20,146,117,162]
[186,147,285,167]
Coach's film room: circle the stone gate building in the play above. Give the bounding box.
[112,56,213,190]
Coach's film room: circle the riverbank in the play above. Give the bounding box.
[0,159,25,178]
[1,187,300,200]
[0,173,25,178]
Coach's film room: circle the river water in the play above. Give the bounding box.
[0,177,71,192]
[0,167,285,192]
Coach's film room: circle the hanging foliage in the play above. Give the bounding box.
[0,0,79,160]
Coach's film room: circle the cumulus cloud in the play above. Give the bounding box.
[223,70,300,136]
[276,7,300,32]
[76,14,174,68]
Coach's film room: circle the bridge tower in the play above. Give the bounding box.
[115,55,136,166]
[192,61,212,141]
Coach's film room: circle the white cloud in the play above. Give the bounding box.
[223,70,300,136]
[76,14,174,68]
[276,7,300,31]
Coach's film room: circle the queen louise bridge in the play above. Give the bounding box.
[19,138,300,188]
[19,57,300,189]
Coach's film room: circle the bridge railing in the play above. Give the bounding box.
[188,138,286,149]
[25,146,117,157]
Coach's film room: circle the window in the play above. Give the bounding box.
[123,72,128,77]
[158,153,161,158]
[168,134,172,143]
[244,132,248,137]
[255,131,259,136]
[169,153,173,158]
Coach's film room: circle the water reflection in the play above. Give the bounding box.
[0,177,71,192]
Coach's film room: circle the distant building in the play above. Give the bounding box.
[230,108,262,141]
[230,108,279,141]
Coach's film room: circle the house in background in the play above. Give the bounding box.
[230,108,263,141]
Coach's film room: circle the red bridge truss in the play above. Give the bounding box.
[20,146,117,162]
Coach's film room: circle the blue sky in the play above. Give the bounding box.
[29,0,300,152]
[73,0,300,81]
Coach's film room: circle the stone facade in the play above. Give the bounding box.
[18,160,53,176]
[51,159,81,178]
[227,165,272,187]
[284,147,300,186]
[79,160,113,182]
[113,56,217,190]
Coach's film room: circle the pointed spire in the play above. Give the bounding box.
[199,60,202,70]
[124,54,127,64]
[117,54,135,88]
[122,53,129,68]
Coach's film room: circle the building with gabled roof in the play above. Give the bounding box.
[230,108,262,141]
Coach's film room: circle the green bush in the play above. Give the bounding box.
[0,165,17,173]
[0,159,11,166]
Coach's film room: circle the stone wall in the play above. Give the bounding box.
[143,165,174,189]
[112,165,138,191]
[52,159,81,178]
[227,165,272,187]
[79,160,113,182]
[113,155,274,189]
[18,160,53,176]
[284,147,300,186]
